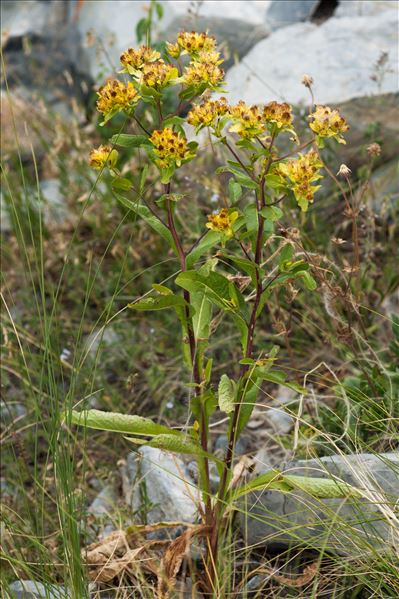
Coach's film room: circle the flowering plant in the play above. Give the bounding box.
[78,32,354,592]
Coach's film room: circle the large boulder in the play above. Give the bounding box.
[241,452,399,554]
[124,447,199,525]
[225,8,398,105]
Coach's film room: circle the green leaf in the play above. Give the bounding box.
[128,295,191,313]
[228,179,242,203]
[235,174,258,189]
[110,134,150,148]
[232,470,361,500]
[71,409,179,437]
[235,382,258,438]
[186,230,220,269]
[112,177,132,191]
[127,433,204,456]
[265,173,284,190]
[221,253,258,285]
[254,368,306,394]
[300,271,317,291]
[136,17,148,42]
[260,205,283,222]
[218,374,236,414]
[162,115,186,134]
[244,203,258,234]
[114,194,176,252]
[155,1,163,19]
[152,283,172,295]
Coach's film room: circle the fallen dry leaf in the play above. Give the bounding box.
[157,525,211,599]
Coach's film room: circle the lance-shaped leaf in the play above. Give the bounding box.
[115,194,177,253]
[218,374,236,414]
[186,230,220,270]
[128,295,191,314]
[70,409,180,437]
[232,470,361,501]
[126,433,205,456]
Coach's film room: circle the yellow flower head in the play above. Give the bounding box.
[187,97,228,129]
[229,101,264,139]
[278,150,323,212]
[176,31,216,56]
[97,79,140,116]
[196,50,223,65]
[150,128,193,167]
[165,41,181,58]
[308,105,349,143]
[141,59,178,90]
[184,60,224,89]
[206,208,238,239]
[263,101,293,129]
[120,45,161,71]
[89,145,118,170]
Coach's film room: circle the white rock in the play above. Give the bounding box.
[242,452,399,554]
[335,0,398,18]
[225,10,398,105]
[265,0,321,31]
[1,1,48,39]
[126,447,199,524]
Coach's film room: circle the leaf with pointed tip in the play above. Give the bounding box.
[71,409,180,437]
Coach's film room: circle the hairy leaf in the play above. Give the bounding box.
[71,409,179,437]
[218,374,236,414]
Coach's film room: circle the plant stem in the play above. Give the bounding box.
[164,184,212,522]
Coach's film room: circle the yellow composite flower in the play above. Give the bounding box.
[89,145,118,170]
[96,79,140,116]
[278,150,323,211]
[176,31,216,56]
[206,208,238,239]
[120,45,161,72]
[308,105,349,143]
[140,60,178,90]
[183,60,224,89]
[149,128,193,168]
[263,101,293,130]
[187,97,229,129]
[229,101,264,139]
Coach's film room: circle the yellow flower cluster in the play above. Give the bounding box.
[141,60,178,90]
[167,31,216,58]
[96,79,139,116]
[120,45,160,71]
[278,150,323,212]
[206,208,238,239]
[229,101,264,139]
[309,105,349,143]
[263,101,293,129]
[89,145,118,170]
[150,128,191,168]
[187,97,228,129]
[184,60,224,89]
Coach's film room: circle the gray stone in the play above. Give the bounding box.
[0,399,27,425]
[84,326,120,359]
[364,158,399,212]
[225,10,398,105]
[39,180,70,227]
[214,434,247,456]
[126,448,198,525]
[8,580,69,599]
[88,484,118,518]
[241,453,399,554]
[265,1,321,31]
